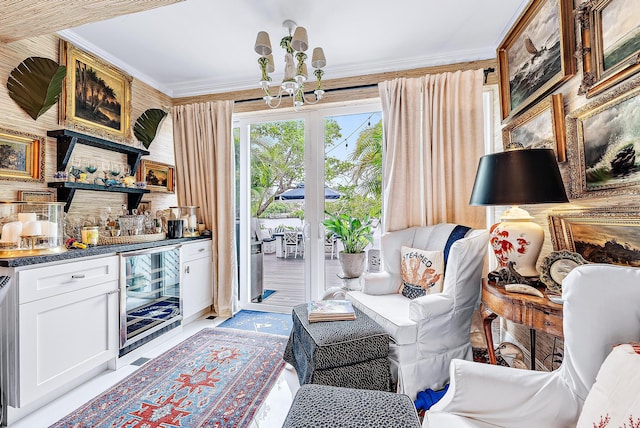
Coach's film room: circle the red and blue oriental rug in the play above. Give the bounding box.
[50,328,287,427]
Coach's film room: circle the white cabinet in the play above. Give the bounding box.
[181,240,213,321]
[1,256,119,408]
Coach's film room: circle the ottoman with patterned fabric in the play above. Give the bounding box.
[282,384,421,428]
[283,303,392,391]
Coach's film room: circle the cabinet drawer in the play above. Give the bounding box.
[18,256,119,304]
[182,240,212,261]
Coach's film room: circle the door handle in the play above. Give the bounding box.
[184,265,190,274]
[71,274,86,279]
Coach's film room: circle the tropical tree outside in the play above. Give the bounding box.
[247,113,383,223]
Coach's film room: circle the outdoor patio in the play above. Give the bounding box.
[259,252,344,308]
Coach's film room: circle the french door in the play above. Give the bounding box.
[235,101,382,312]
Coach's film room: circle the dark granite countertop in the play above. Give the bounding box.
[0,235,211,268]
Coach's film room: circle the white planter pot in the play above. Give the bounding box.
[339,251,366,278]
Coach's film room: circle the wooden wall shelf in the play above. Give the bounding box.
[47,130,151,212]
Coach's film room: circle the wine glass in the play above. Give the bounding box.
[109,162,121,180]
[83,158,98,181]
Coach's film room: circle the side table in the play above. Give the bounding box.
[481,278,563,369]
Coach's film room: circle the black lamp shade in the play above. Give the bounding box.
[469,149,569,206]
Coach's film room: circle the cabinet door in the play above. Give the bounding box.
[182,256,213,321]
[16,281,118,407]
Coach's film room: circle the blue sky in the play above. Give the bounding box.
[325,111,382,161]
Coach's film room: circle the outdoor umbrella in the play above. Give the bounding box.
[275,183,341,201]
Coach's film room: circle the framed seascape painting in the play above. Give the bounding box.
[0,128,45,182]
[59,40,132,142]
[566,75,640,198]
[502,93,566,162]
[549,208,640,267]
[497,0,575,120]
[576,0,640,97]
[137,160,175,193]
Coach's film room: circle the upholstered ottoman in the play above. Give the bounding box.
[282,384,421,428]
[283,303,391,391]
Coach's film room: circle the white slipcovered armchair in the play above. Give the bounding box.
[423,264,640,427]
[346,224,489,399]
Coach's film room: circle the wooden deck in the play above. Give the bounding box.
[258,253,343,308]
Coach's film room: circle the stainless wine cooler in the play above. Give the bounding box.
[119,245,181,356]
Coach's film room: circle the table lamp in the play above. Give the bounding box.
[469,149,568,281]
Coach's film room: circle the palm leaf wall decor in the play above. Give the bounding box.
[134,108,168,149]
[6,56,66,120]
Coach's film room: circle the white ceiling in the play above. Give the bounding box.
[58,0,529,98]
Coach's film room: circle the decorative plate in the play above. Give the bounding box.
[540,250,588,294]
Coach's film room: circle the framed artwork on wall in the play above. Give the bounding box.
[548,207,640,267]
[566,75,640,198]
[59,40,132,142]
[137,160,175,193]
[17,190,55,202]
[0,128,45,182]
[575,0,640,97]
[502,93,566,162]
[497,0,575,120]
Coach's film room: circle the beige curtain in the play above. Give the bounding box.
[172,100,236,317]
[379,70,486,232]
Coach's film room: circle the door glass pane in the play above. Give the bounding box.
[324,112,383,289]
[249,119,306,307]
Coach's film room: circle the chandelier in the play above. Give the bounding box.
[254,20,326,109]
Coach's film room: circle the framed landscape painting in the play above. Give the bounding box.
[59,40,132,142]
[566,75,640,198]
[502,93,566,162]
[549,208,640,267]
[497,0,575,120]
[0,128,44,182]
[137,160,175,193]
[576,0,640,97]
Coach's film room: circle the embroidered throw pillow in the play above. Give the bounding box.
[398,247,444,299]
[576,343,640,428]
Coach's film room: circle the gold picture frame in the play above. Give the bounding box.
[576,0,640,97]
[0,128,45,182]
[502,93,567,162]
[17,190,56,202]
[548,207,640,267]
[566,74,640,199]
[137,160,175,193]
[497,0,575,120]
[59,40,132,142]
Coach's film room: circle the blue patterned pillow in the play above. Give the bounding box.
[398,247,444,299]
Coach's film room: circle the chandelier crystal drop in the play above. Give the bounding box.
[254,20,326,109]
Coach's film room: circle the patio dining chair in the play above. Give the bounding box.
[284,230,301,258]
[324,234,337,259]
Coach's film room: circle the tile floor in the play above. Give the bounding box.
[8,315,300,428]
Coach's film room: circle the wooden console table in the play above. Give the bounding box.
[481,278,563,369]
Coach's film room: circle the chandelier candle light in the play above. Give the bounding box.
[254,19,326,109]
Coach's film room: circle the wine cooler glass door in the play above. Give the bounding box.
[119,245,181,354]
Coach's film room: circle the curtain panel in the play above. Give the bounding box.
[379,70,486,232]
[172,100,236,317]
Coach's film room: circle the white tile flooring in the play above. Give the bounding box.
[8,315,300,428]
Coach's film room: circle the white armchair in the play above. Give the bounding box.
[346,224,489,399]
[423,264,640,428]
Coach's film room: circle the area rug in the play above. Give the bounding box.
[472,347,509,366]
[218,309,293,336]
[50,328,287,428]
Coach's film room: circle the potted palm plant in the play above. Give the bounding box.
[322,212,374,278]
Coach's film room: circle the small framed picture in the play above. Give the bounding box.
[17,190,56,202]
[137,160,175,193]
[0,128,45,182]
[502,93,566,162]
